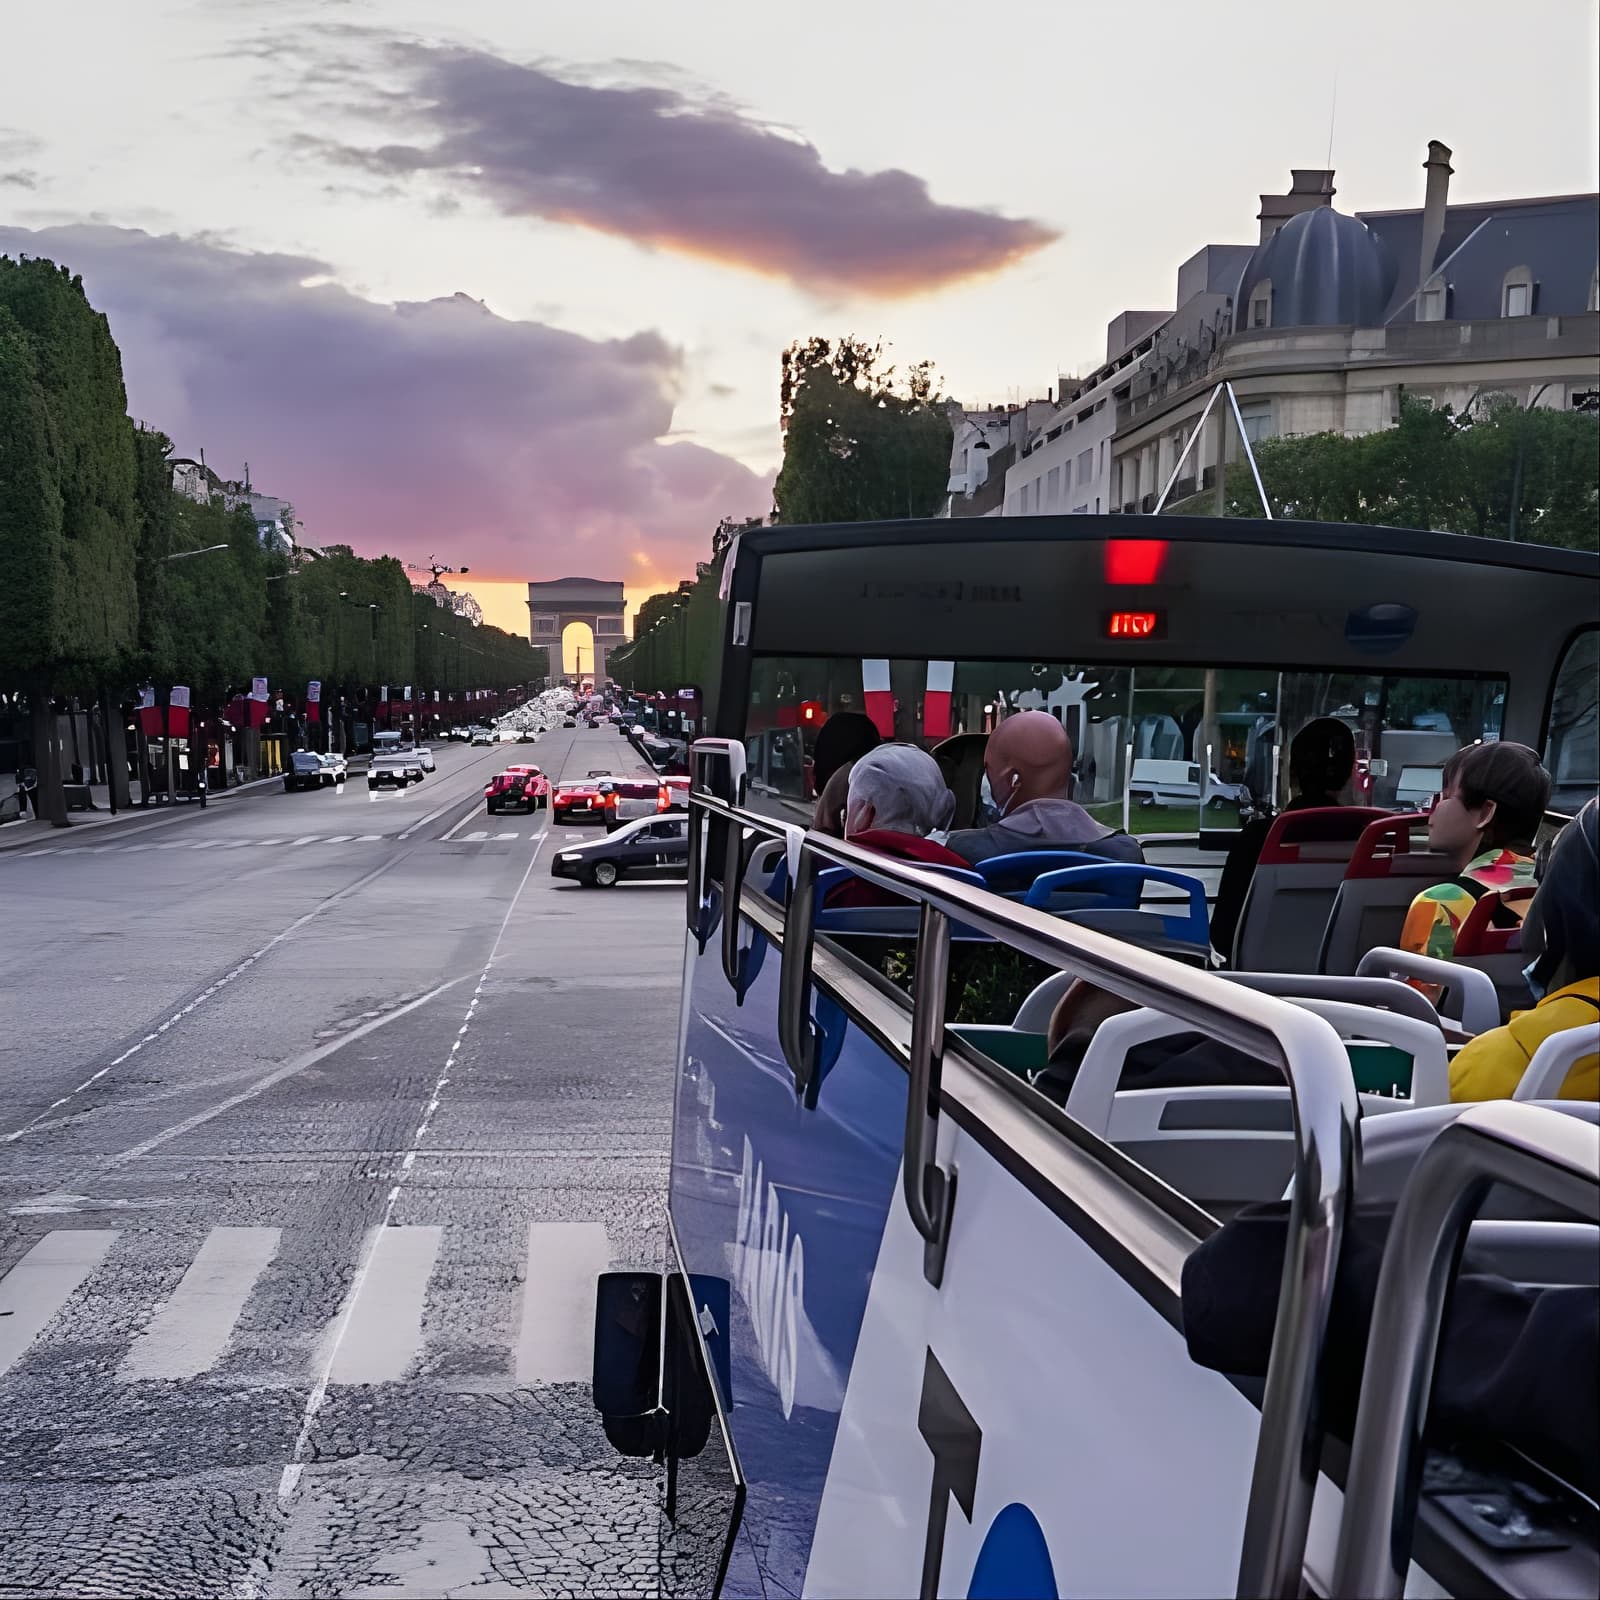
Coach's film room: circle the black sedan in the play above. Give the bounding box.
[550,814,688,887]
[283,750,327,792]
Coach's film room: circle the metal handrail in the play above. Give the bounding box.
[687,780,1359,1597]
[905,901,957,1286]
[1331,1102,1600,1599]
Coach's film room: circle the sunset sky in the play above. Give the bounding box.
[3,0,1596,662]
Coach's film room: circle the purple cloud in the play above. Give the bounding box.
[0,224,770,588]
[297,43,1058,296]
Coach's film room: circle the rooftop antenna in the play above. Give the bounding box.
[1325,66,1339,171]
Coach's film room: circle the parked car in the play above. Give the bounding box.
[368,751,424,790]
[414,746,436,773]
[486,765,548,814]
[470,726,496,747]
[318,752,349,785]
[550,814,690,887]
[517,729,539,744]
[551,778,604,824]
[283,750,327,793]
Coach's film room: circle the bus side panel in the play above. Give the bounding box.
[803,1121,1263,1600]
[671,936,907,1598]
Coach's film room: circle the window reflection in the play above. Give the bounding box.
[745,656,1509,823]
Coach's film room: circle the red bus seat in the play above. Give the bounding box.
[1232,807,1389,973]
[1317,813,1455,975]
[1454,886,1537,1019]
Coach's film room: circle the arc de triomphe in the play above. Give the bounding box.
[526,577,629,683]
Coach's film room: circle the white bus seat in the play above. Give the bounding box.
[1355,946,1501,1037]
[1231,806,1389,973]
[1063,1003,1442,1208]
[1221,971,1443,1028]
[1513,1022,1600,1101]
[1317,814,1454,976]
[1068,1000,1450,1137]
[1298,1099,1600,1213]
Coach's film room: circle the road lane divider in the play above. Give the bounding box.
[271,825,553,1517]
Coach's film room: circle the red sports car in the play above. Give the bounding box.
[485,765,549,814]
[551,778,604,824]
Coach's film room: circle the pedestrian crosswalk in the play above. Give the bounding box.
[0,1220,614,1387]
[17,829,530,858]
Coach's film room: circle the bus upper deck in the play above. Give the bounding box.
[593,515,1600,1600]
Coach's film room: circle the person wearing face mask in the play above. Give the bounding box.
[945,711,1143,867]
[1449,798,1597,1101]
[1399,740,1550,962]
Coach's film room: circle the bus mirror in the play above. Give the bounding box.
[592,1272,661,1458]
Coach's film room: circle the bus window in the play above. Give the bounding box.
[1544,629,1598,814]
[744,655,1509,826]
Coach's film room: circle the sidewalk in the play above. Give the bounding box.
[0,773,284,854]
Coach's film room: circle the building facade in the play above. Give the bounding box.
[1112,147,1599,512]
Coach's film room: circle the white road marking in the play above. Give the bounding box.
[493,831,518,841]
[287,835,320,847]
[322,835,353,844]
[119,1226,280,1381]
[515,1221,611,1384]
[97,978,469,1169]
[3,852,425,1146]
[271,827,553,1521]
[189,840,221,850]
[0,1230,118,1377]
[462,830,489,842]
[355,834,382,842]
[437,800,491,842]
[326,1226,442,1384]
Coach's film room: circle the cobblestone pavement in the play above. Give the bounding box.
[0,728,678,1597]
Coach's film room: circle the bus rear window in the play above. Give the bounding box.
[744,656,1509,822]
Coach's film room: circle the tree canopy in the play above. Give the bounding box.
[1196,393,1599,550]
[773,336,952,525]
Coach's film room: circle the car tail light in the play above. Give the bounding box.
[604,792,618,809]
[656,787,669,811]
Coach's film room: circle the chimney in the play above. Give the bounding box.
[1419,140,1453,289]
[1257,168,1336,243]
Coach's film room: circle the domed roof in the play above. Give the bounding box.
[1236,206,1396,329]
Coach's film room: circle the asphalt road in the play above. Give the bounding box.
[0,726,681,1597]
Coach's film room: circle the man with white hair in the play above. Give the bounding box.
[828,745,969,908]
[846,744,957,842]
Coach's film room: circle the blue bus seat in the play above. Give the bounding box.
[815,863,990,940]
[972,850,1130,902]
[1024,864,1211,955]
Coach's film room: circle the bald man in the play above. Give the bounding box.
[946,710,1143,866]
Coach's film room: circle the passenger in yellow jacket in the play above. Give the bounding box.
[1449,978,1599,1101]
[1449,799,1598,1102]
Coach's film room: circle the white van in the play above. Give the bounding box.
[1129,757,1247,810]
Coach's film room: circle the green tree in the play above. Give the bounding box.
[0,257,139,680]
[1203,393,1598,551]
[0,256,141,822]
[773,337,952,525]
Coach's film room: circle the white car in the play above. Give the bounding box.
[469,726,496,747]
[414,746,436,772]
[317,752,349,785]
[367,751,424,789]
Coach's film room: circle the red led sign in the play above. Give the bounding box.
[1104,609,1165,640]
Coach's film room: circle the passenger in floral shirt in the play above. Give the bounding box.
[1400,741,1550,961]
